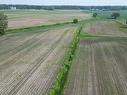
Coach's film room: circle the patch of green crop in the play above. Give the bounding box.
[80,32,96,38]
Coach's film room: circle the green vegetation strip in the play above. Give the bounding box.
[80,32,96,38]
[6,22,72,34]
[48,26,82,95]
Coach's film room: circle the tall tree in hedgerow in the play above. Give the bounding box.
[0,13,8,35]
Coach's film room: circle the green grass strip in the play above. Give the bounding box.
[6,22,72,34]
[80,32,96,38]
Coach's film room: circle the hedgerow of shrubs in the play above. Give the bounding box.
[49,26,82,95]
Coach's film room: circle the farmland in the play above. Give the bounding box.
[1,8,127,95]
[0,10,91,29]
[63,20,127,95]
[0,23,78,95]
[84,21,127,37]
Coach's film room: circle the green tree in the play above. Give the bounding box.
[0,13,8,35]
[93,13,97,18]
[111,12,120,19]
[73,19,78,23]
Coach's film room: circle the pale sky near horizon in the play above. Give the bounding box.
[0,0,127,6]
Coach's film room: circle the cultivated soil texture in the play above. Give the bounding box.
[0,26,76,95]
[64,21,127,95]
[84,21,127,37]
[4,10,91,29]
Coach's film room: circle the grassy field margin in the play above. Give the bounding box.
[48,25,82,95]
[6,22,71,34]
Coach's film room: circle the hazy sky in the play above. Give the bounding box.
[0,0,127,6]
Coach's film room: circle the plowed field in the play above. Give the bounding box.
[64,21,127,95]
[0,26,76,95]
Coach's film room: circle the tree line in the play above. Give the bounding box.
[0,4,127,10]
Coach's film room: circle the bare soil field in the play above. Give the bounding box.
[64,37,127,95]
[0,26,76,95]
[64,21,127,95]
[84,21,127,37]
[4,10,91,29]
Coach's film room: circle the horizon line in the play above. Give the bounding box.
[0,4,127,6]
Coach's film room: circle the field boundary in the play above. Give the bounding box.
[6,22,71,34]
[48,25,82,95]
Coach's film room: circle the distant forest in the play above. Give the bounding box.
[0,4,127,10]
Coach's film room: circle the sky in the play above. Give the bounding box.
[0,0,127,6]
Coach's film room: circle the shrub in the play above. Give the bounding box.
[93,13,97,18]
[0,12,8,35]
[73,19,78,23]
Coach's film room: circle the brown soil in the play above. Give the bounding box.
[84,21,127,37]
[0,27,76,95]
[8,13,90,29]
